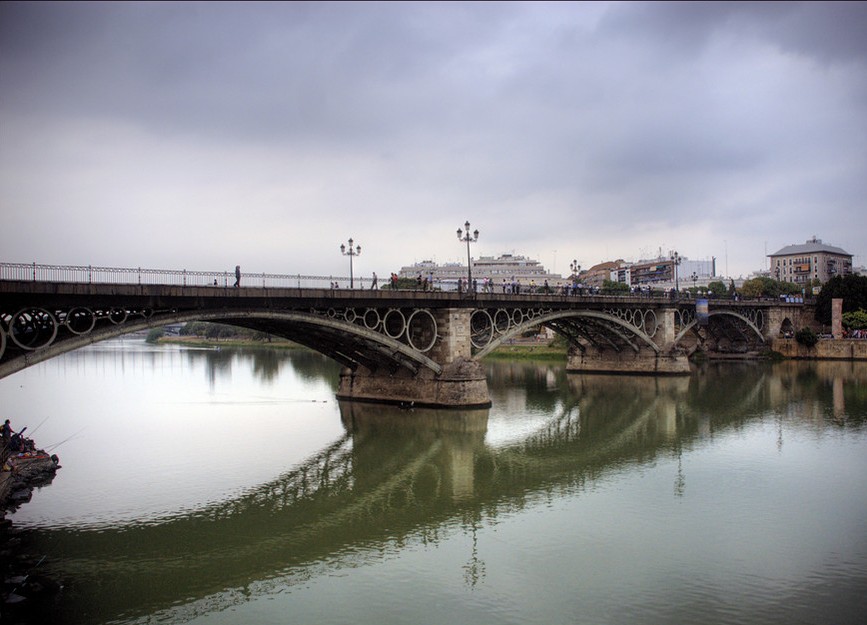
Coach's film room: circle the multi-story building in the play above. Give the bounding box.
[398,254,563,289]
[768,237,852,284]
[612,255,716,288]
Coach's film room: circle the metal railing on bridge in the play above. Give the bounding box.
[0,262,360,290]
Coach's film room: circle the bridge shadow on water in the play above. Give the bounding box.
[22,360,867,625]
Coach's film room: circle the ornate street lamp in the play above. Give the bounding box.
[570,259,581,280]
[457,221,479,293]
[670,251,681,292]
[690,271,698,291]
[340,238,361,288]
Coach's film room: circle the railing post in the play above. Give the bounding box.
[88,265,92,284]
[32,262,36,281]
[138,267,141,285]
[183,269,187,287]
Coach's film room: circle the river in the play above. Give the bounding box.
[1,339,866,624]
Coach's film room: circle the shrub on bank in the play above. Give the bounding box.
[795,327,818,348]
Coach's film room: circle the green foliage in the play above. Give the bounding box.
[814,275,867,325]
[145,328,165,344]
[707,280,727,296]
[384,277,420,290]
[842,309,867,330]
[601,279,629,294]
[180,321,276,342]
[795,327,818,347]
[739,277,802,299]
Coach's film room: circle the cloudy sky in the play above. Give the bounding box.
[1,1,865,280]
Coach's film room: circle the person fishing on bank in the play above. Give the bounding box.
[1,419,12,448]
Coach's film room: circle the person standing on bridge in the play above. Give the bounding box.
[234,265,241,288]
[370,272,378,290]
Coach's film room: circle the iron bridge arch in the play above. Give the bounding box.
[0,306,444,380]
[672,308,766,347]
[471,308,662,359]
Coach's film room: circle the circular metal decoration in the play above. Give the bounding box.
[493,309,511,334]
[363,308,381,330]
[642,309,658,337]
[383,309,407,339]
[753,309,764,331]
[326,308,338,318]
[109,308,128,325]
[66,307,96,335]
[511,308,524,326]
[470,310,494,349]
[406,309,438,352]
[343,308,357,323]
[9,308,58,351]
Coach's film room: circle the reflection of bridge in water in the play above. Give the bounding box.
[32,362,861,624]
[1,263,810,406]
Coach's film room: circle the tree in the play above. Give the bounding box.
[602,279,629,294]
[739,277,801,299]
[707,280,727,297]
[842,310,867,330]
[145,328,165,344]
[814,275,867,325]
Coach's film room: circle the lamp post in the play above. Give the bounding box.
[340,238,361,288]
[457,221,479,293]
[670,251,681,292]
[570,259,581,294]
[690,271,698,291]
[570,259,581,280]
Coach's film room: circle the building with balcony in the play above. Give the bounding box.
[768,237,852,284]
[398,254,563,290]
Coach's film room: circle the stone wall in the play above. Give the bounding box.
[771,338,867,360]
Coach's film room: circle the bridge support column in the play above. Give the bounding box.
[566,309,690,375]
[337,308,491,408]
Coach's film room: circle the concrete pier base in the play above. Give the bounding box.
[337,358,492,408]
[566,347,691,375]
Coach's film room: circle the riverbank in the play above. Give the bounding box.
[155,336,305,349]
[1,450,62,622]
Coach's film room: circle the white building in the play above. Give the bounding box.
[398,254,563,290]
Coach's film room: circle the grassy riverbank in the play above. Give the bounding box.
[481,341,568,361]
[155,336,305,350]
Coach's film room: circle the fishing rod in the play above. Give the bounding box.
[28,416,50,436]
[8,555,46,598]
[45,427,87,453]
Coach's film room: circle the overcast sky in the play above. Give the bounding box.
[1,1,865,280]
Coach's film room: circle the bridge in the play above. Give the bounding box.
[0,262,808,407]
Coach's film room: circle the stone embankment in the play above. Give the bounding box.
[1,445,62,622]
[771,338,867,360]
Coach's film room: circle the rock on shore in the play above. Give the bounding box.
[1,450,62,622]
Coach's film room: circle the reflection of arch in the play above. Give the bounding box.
[474,310,661,359]
[673,310,765,346]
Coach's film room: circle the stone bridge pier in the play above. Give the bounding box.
[337,308,492,408]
